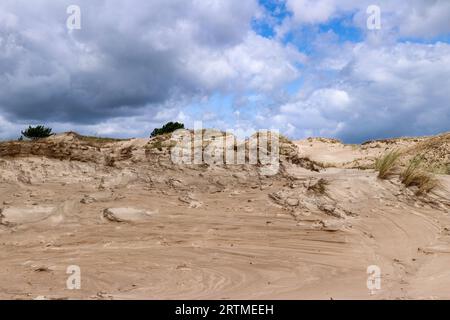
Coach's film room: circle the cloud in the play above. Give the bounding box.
[185,32,305,92]
[398,0,450,38]
[286,0,339,24]
[0,0,449,142]
[285,0,450,39]
[277,41,450,142]
[0,0,299,132]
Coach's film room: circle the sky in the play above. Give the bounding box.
[0,0,449,143]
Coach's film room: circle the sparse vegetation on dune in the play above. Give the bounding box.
[402,132,450,172]
[146,133,176,152]
[306,137,342,144]
[375,150,440,194]
[400,157,439,195]
[279,134,292,144]
[286,154,323,172]
[429,164,450,175]
[16,129,128,146]
[307,178,329,195]
[375,150,401,179]
[147,139,164,152]
[72,133,129,145]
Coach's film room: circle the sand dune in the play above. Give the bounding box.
[0,132,449,299]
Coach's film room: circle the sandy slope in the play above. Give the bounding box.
[0,132,449,300]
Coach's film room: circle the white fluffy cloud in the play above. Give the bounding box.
[287,0,339,24]
[186,32,304,92]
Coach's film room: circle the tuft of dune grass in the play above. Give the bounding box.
[400,157,439,195]
[307,178,329,195]
[375,150,401,179]
[445,164,450,175]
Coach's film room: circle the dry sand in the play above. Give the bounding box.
[0,132,449,300]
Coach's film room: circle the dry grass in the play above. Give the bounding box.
[78,135,127,144]
[104,155,115,167]
[441,164,450,175]
[400,157,439,195]
[149,140,163,151]
[68,132,128,146]
[287,154,323,172]
[279,134,292,144]
[307,178,329,195]
[375,150,401,179]
[429,164,450,175]
[145,133,176,152]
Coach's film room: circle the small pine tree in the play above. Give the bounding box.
[150,122,185,137]
[21,125,53,140]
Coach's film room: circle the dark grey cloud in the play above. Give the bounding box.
[0,0,267,126]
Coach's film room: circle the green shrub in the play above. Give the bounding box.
[21,125,53,140]
[150,122,185,137]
